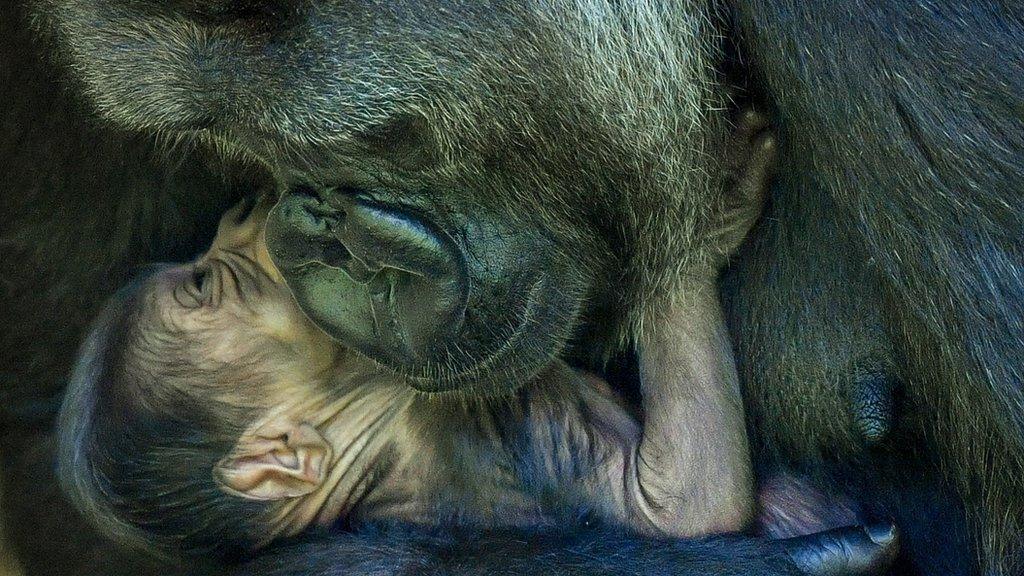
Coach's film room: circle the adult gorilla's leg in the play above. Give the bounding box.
[728,1,1024,572]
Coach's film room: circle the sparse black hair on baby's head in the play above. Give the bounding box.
[57,272,274,560]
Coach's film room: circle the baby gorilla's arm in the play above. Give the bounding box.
[630,284,755,535]
[627,110,775,536]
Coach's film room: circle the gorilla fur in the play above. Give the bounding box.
[725,2,1024,572]
[2,0,1022,574]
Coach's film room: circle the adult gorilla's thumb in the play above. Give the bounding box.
[783,524,899,576]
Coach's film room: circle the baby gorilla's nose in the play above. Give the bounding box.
[215,193,277,252]
[265,187,470,370]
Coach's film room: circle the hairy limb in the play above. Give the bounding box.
[222,524,898,576]
[626,111,774,536]
[733,1,1024,571]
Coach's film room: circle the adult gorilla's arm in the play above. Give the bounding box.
[227,525,897,576]
[731,0,1024,570]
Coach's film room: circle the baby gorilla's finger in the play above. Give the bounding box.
[783,524,899,576]
[735,109,771,145]
[731,132,776,207]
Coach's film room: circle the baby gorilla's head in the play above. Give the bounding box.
[57,196,348,559]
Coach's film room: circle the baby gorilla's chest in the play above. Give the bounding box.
[348,412,592,529]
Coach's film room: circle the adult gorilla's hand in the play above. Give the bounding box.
[785,524,899,576]
[229,524,898,576]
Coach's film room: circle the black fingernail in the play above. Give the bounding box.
[866,523,897,545]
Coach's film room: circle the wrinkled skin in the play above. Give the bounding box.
[37,0,725,391]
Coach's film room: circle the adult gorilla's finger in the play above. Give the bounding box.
[783,524,899,576]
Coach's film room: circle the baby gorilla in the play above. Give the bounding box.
[57,198,890,569]
[57,111,789,560]
[56,197,681,558]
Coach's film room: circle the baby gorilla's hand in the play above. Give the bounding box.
[711,109,776,257]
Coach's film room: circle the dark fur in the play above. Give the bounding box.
[0,4,250,575]
[2,1,1021,575]
[724,1,1024,572]
[221,524,804,576]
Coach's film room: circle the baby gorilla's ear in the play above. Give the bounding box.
[214,423,332,501]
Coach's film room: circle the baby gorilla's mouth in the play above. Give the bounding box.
[232,195,259,226]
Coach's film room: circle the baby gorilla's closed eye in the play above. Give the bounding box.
[192,267,209,290]
[173,264,216,308]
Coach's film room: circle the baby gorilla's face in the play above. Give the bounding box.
[142,194,339,392]
[134,196,421,542]
[62,195,412,556]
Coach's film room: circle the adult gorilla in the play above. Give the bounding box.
[2,1,1022,576]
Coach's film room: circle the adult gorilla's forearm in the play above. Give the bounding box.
[228,525,897,576]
